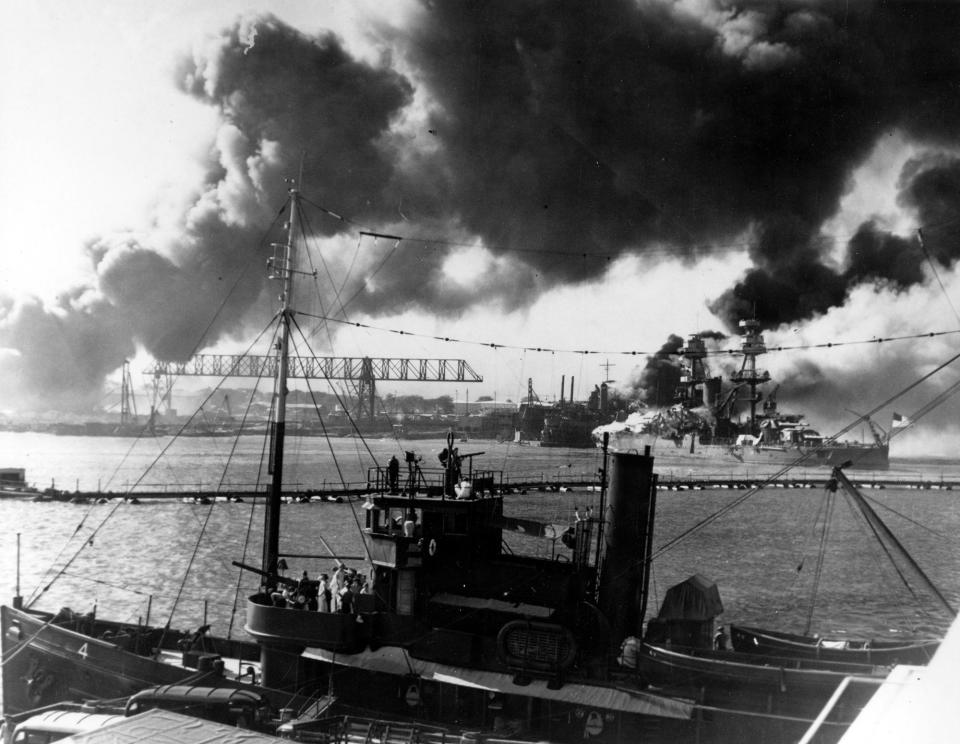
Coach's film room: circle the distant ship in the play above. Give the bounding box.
[0,468,41,499]
[540,402,604,448]
[593,319,890,470]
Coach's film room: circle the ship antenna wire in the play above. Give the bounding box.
[918,229,960,326]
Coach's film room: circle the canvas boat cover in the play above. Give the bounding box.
[656,574,724,621]
[57,708,282,742]
[303,645,692,719]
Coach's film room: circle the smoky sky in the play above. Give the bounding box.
[5,2,960,410]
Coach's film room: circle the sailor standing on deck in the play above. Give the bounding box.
[331,565,346,612]
[387,455,400,494]
[318,573,331,612]
[714,625,728,650]
[403,510,418,538]
[339,581,354,614]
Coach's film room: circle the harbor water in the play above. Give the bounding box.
[2,431,960,710]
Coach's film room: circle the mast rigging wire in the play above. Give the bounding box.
[296,310,960,359]
[803,485,836,636]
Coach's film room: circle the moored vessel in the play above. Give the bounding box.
[729,624,940,666]
[594,320,890,470]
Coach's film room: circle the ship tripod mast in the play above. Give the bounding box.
[729,318,771,433]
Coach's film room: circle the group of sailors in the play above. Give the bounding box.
[384,443,465,497]
[271,565,371,613]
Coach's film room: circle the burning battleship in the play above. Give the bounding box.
[593,319,889,470]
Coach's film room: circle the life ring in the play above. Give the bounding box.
[428,538,438,557]
[584,710,604,737]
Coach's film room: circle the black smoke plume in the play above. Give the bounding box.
[626,331,727,407]
[710,154,960,329]
[5,3,960,410]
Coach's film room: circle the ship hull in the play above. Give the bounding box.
[1,605,196,712]
[0,605,270,715]
[638,642,886,724]
[0,602,705,743]
[5,600,844,744]
[604,433,889,470]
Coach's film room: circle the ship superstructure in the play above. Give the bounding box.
[594,321,889,469]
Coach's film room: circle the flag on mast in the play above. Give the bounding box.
[891,412,912,429]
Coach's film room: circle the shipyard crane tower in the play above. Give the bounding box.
[120,360,138,426]
[729,319,771,433]
[144,354,482,424]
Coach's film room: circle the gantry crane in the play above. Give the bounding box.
[144,355,483,423]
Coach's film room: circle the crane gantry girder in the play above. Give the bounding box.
[144,354,483,383]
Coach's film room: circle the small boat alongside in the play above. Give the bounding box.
[729,624,940,666]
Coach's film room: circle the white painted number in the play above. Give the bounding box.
[77,643,89,659]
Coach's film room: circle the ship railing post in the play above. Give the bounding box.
[14,532,23,609]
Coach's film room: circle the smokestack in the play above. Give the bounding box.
[560,375,565,405]
[704,377,721,409]
[600,382,608,415]
[597,449,657,645]
[570,376,575,403]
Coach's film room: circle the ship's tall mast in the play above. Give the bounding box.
[730,318,770,433]
[262,186,299,577]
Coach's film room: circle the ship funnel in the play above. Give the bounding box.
[600,382,608,415]
[560,375,565,404]
[704,377,721,409]
[597,449,657,646]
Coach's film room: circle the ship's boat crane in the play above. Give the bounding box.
[845,407,890,447]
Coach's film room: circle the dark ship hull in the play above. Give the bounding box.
[602,432,889,470]
[539,416,597,447]
[3,606,189,711]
